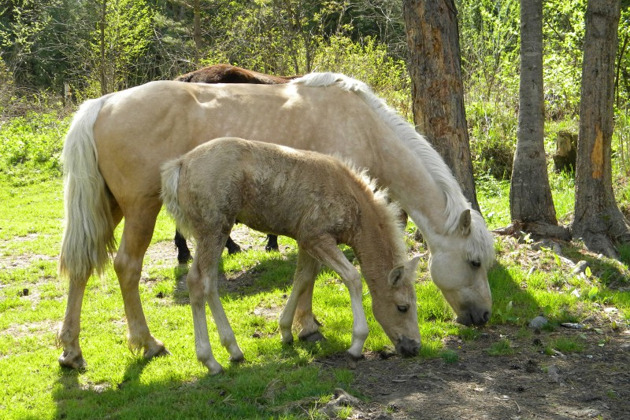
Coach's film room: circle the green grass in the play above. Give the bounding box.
[1,113,630,419]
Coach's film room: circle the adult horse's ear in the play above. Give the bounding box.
[459,209,472,237]
[389,256,420,287]
[407,256,420,274]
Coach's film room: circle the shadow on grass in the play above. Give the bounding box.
[52,345,353,420]
[171,250,300,306]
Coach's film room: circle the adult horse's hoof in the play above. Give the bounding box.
[58,350,87,370]
[298,331,325,342]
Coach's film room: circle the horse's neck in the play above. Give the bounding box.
[371,140,450,238]
[347,202,404,290]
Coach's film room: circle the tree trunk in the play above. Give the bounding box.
[510,0,558,228]
[193,0,202,65]
[402,0,480,211]
[573,0,630,257]
[99,0,107,96]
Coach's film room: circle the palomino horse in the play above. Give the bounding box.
[161,137,421,374]
[174,64,298,260]
[58,72,495,369]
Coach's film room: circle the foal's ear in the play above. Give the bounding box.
[458,209,472,237]
[389,256,420,287]
[388,266,404,287]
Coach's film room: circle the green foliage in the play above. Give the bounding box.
[458,0,520,106]
[542,0,586,119]
[87,0,154,95]
[0,111,68,185]
[467,100,516,180]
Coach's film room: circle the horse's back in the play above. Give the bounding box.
[91,79,393,211]
[178,138,362,240]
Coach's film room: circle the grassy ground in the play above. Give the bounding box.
[1,112,630,418]
[1,174,629,419]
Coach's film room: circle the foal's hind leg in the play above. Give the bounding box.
[114,206,169,359]
[278,248,322,344]
[190,230,244,373]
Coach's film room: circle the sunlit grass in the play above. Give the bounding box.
[1,164,629,418]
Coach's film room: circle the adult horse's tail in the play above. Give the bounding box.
[59,96,116,281]
[160,158,191,238]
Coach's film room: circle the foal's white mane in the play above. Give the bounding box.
[292,73,494,265]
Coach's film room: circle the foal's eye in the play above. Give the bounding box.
[470,260,482,268]
[397,304,409,313]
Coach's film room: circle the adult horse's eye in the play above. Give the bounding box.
[397,304,409,313]
[470,260,481,268]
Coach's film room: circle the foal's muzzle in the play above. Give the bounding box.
[396,336,421,357]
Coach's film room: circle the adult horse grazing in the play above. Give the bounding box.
[174,64,298,260]
[160,137,421,374]
[58,72,494,369]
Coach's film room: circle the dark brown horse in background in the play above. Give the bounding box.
[173,64,298,262]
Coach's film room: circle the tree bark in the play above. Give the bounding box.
[99,0,107,95]
[402,0,480,211]
[573,0,630,257]
[193,0,202,65]
[510,0,559,227]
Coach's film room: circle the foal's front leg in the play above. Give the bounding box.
[303,237,369,359]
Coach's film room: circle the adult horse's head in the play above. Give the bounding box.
[428,209,495,326]
[369,257,422,357]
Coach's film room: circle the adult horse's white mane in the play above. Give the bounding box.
[292,73,494,266]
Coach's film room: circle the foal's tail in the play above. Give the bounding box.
[160,158,191,238]
[59,95,116,281]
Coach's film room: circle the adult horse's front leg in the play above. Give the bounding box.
[303,236,369,359]
[114,209,169,359]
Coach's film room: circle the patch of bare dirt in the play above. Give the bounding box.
[313,324,630,419]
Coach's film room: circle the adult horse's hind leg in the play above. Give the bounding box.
[114,206,169,359]
[57,275,89,369]
[58,201,123,370]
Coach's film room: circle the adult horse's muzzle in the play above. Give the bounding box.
[396,336,421,357]
[456,308,491,326]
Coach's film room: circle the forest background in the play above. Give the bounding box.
[2,0,630,205]
[2,2,630,418]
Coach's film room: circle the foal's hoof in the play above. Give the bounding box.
[58,350,87,370]
[299,331,325,343]
[144,345,171,360]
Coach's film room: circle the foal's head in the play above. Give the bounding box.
[428,209,495,326]
[370,256,421,357]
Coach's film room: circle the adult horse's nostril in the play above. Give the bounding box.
[396,336,421,357]
[482,311,491,323]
